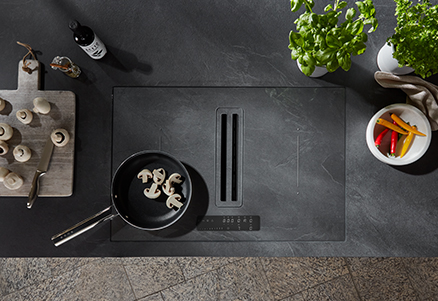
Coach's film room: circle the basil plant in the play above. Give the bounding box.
[289,0,378,76]
[388,0,438,78]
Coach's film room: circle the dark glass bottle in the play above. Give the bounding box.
[69,20,107,59]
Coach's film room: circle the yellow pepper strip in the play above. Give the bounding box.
[400,126,416,158]
[376,118,408,135]
[390,113,426,136]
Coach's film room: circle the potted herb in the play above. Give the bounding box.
[288,0,378,77]
[381,0,438,78]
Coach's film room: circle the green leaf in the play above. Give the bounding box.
[345,8,356,20]
[290,48,301,60]
[315,48,336,64]
[291,0,303,12]
[326,59,339,72]
[355,1,365,12]
[368,17,378,32]
[303,52,316,65]
[337,51,352,71]
[350,20,364,35]
[326,31,342,48]
[352,41,367,55]
[337,1,348,10]
[359,32,368,42]
[289,31,304,47]
[324,4,333,11]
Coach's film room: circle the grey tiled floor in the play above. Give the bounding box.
[1,257,437,300]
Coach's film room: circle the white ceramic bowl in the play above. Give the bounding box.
[366,103,432,165]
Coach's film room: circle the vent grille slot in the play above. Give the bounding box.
[215,108,243,207]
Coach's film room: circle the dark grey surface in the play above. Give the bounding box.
[111,87,345,242]
[0,0,437,256]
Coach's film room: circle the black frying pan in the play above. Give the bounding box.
[51,150,192,246]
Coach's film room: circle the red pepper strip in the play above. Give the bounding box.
[390,121,398,157]
[374,128,389,148]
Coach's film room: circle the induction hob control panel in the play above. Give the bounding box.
[197,215,260,231]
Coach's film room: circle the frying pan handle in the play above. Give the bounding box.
[51,206,117,247]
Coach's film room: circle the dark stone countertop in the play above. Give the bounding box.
[0,0,437,257]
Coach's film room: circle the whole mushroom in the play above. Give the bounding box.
[0,123,13,141]
[0,97,5,112]
[13,145,32,162]
[33,97,51,114]
[16,109,33,124]
[0,141,9,155]
[50,128,70,147]
[3,172,23,190]
[0,167,9,182]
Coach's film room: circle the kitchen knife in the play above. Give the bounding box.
[27,137,54,209]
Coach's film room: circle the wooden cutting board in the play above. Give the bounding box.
[0,60,75,197]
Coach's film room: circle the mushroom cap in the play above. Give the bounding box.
[33,97,51,114]
[166,194,183,209]
[13,145,32,162]
[3,172,24,190]
[50,128,70,147]
[16,109,33,124]
[0,97,5,112]
[168,173,183,185]
[137,169,153,183]
[152,168,166,185]
[162,180,175,196]
[0,123,13,141]
[0,167,9,182]
[0,141,9,155]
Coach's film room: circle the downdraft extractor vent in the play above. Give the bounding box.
[215,107,243,207]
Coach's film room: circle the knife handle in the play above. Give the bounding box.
[27,170,45,209]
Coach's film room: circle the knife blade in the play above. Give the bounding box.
[27,137,54,209]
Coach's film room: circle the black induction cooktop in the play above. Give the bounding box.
[111,87,346,242]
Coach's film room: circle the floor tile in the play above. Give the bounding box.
[302,274,360,301]
[18,259,134,301]
[45,257,95,277]
[217,257,273,301]
[349,258,419,300]
[403,258,438,299]
[0,259,7,297]
[261,257,348,300]
[1,258,52,293]
[346,257,386,273]
[122,257,185,299]
[161,270,218,301]
[176,257,241,279]
[0,291,23,301]
[280,292,306,301]
[138,292,164,301]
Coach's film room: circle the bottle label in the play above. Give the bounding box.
[79,35,107,59]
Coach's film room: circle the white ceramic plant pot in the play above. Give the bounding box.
[296,61,328,77]
[377,43,414,75]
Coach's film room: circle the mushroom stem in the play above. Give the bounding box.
[50,129,70,147]
[16,109,33,125]
[13,145,31,162]
[54,133,64,143]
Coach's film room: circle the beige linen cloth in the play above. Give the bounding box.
[374,71,438,131]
